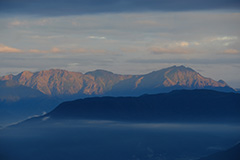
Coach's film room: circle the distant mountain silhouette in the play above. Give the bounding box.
[27,90,240,123]
[0,66,235,97]
[0,80,62,126]
[199,143,240,160]
[0,96,61,127]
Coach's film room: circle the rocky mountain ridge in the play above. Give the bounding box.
[0,66,234,96]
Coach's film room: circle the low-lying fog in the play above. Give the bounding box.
[1,121,240,160]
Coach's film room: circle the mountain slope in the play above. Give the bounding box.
[0,80,62,126]
[199,143,240,160]
[0,66,234,97]
[0,69,84,96]
[34,90,240,123]
[0,69,132,96]
[0,80,45,101]
[109,66,233,95]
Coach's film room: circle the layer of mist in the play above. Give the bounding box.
[1,121,240,160]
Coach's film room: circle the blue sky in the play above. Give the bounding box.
[0,0,240,88]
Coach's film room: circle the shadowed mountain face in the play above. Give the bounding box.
[0,66,234,97]
[29,90,240,124]
[0,80,61,126]
[0,80,44,101]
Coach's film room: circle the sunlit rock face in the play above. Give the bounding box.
[0,66,234,96]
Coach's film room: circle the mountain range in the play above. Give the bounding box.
[0,65,235,98]
[1,66,239,160]
[0,65,236,126]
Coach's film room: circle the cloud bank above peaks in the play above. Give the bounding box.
[0,0,240,16]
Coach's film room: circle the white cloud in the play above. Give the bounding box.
[176,41,189,47]
[87,36,106,40]
[0,44,23,53]
[67,63,80,66]
[210,36,238,42]
[9,18,51,27]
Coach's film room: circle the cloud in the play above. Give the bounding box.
[30,35,64,39]
[87,36,106,40]
[224,49,239,54]
[28,47,61,54]
[71,48,88,53]
[121,47,141,53]
[150,41,194,55]
[0,44,23,53]
[9,20,25,26]
[42,116,50,121]
[71,48,107,54]
[150,47,192,54]
[176,41,189,47]
[210,36,238,42]
[8,18,52,28]
[0,0,239,16]
[28,47,107,54]
[51,47,61,53]
[127,57,240,65]
[67,63,80,67]
[28,49,45,54]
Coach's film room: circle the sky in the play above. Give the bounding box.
[0,0,240,88]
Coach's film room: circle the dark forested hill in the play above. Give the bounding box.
[38,89,240,123]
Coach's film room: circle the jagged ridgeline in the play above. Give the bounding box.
[0,65,235,97]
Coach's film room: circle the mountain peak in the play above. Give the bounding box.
[85,69,114,76]
[0,66,234,96]
[167,65,195,72]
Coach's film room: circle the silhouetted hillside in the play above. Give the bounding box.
[40,89,240,123]
[199,143,240,160]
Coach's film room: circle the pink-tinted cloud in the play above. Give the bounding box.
[28,47,62,54]
[28,47,106,54]
[50,47,61,53]
[224,49,239,54]
[0,44,23,53]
